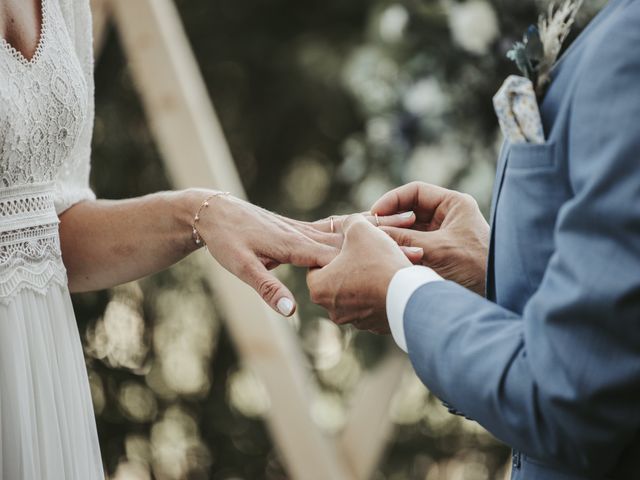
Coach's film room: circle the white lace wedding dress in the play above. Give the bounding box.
[0,0,104,478]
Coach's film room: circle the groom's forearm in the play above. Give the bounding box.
[403,277,640,476]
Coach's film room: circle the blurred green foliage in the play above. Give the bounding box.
[77,0,605,478]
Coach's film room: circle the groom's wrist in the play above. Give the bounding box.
[386,265,444,352]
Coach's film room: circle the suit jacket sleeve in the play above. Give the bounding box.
[403,12,640,475]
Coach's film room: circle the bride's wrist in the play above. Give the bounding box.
[173,188,214,254]
[174,188,231,253]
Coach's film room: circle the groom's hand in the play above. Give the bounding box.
[371,182,490,295]
[306,214,417,333]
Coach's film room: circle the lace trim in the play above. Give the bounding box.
[0,185,59,231]
[0,223,60,260]
[0,193,55,217]
[0,259,67,306]
[0,0,49,67]
[0,185,67,303]
[0,224,66,304]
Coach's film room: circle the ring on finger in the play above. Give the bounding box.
[330,216,335,234]
[374,213,380,227]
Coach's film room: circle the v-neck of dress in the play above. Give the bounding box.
[0,0,47,67]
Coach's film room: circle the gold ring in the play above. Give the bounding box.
[330,216,335,234]
[374,213,380,227]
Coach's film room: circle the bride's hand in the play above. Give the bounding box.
[194,192,417,317]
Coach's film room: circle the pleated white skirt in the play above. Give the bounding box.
[0,282,104,479]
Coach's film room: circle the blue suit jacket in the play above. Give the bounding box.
[403,1,640,478]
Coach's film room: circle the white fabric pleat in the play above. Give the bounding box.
[0,284,104,480]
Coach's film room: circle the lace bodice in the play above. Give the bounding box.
[0,0,95,302]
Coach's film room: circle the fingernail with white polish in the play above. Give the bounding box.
[277,298,294,316]
[399,211,414,219]
[407,247,423,254]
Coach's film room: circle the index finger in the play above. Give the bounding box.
[370,182,449,218]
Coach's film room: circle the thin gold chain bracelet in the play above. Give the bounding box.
[192,191,231,248]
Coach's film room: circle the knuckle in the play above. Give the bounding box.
[306,272,321,295]
[309,287,332,309]
[395,232,412,247]
[305,272,315,289]
[346,220,369,238]
[423,244,443,265]
[460,192,478,207]
[309,288,323,305]
[342,214,357,228]
[453,190,473,206]
[257,277,280,302]
[452,190,465,200]
[280,236,299,258]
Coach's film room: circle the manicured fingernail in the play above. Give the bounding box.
[399,211,414,219]
[407,247,423,254]
[277,298,294,316]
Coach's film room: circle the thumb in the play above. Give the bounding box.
[380,226,425,247]
[241,260,297,317]
[400,246,424,263]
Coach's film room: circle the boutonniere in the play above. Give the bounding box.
[507,0,583,98]
[492,0,583,145]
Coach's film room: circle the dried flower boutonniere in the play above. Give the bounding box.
[507,0,583,98]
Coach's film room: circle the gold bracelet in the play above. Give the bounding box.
[192,191,231,248]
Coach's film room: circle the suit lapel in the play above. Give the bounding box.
[485,142,510,301]
[488,142,509,229]
[484,0,624,301]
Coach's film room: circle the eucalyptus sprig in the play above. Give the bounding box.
[507,0,583,97]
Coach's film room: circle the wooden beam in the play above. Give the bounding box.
[90,0,110,58]
[106,0,351,478]
[339,350,408,480]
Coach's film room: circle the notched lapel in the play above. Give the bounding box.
[485,141,510,300]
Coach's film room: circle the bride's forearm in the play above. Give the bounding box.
[59,189,207,293]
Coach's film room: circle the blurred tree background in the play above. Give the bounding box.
[76,0,606,478]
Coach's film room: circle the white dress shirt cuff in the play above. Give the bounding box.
[386,266,444,352]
